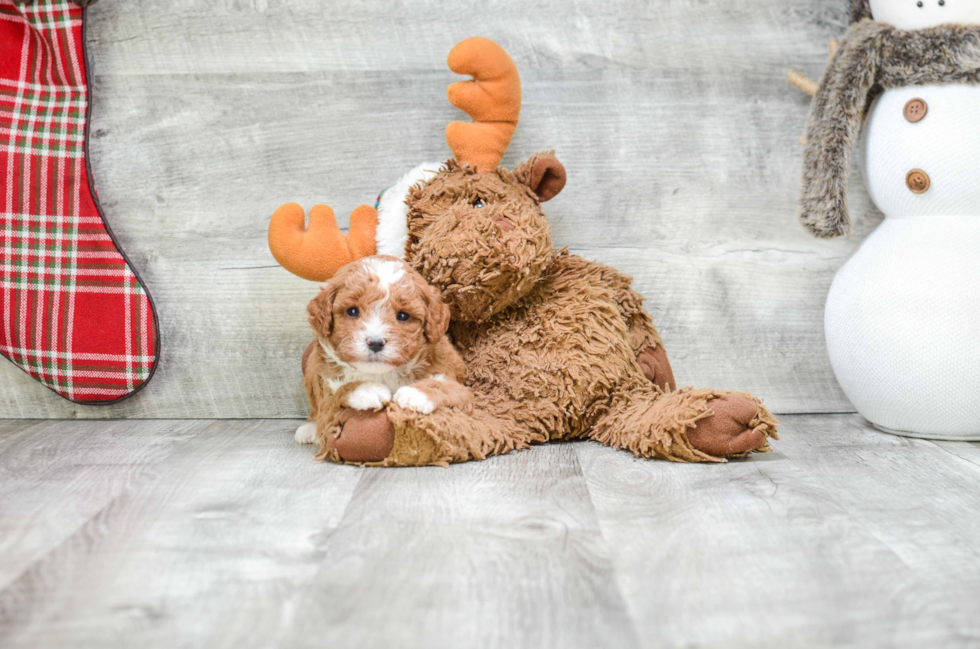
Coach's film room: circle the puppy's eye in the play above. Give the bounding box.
[472,198,484,208]
[396,311,410,322]
[346,307,360,318]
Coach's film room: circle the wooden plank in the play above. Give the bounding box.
[0,423,634,649]
[280,443,638,649]
[0,420,363,648]
[0,0,863,416]
[3,417,980,646]
[0,420,209,591]
[576,414,980,648]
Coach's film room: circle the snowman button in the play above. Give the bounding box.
[906,169,931,194]
[904,98,928,123]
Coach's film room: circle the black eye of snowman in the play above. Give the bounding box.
[917,1,923,6]
[938,0,945,5]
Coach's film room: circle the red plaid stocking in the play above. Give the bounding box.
[0,0,159,403]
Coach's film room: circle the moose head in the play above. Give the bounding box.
[269,37,566,322]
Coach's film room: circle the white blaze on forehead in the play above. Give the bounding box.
[365,257,406,291]
[356,258,402,352]
[360,307,390,343]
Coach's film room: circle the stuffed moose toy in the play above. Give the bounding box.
[269,37,779,467]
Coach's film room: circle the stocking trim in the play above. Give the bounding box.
[76,7,161,404]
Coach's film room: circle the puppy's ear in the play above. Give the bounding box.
[308,276,343,337]
[421,282,451,342]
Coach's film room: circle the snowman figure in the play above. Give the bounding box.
[799,0,980,439]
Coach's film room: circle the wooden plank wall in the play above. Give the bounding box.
[0,0,876,418]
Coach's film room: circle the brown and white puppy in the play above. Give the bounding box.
[294,255,472,446]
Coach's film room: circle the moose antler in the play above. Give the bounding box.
[268,203,377,282]
[445,37,521,172]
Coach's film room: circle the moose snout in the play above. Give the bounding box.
[493,214,515,233]
[367,338,386,353]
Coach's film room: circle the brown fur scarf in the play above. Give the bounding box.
[849,0,872,23]
[800,18,980,237]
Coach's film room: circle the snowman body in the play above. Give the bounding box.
[824,83,980,438]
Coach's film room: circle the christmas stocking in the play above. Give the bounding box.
[0,0,159,403]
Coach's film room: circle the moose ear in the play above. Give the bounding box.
[515,153,566,202]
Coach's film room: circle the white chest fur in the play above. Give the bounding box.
[825,85,980,438]
[319,342,419,394]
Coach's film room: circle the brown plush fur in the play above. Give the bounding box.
[405,158,556,322]
[326,154,779,467]
[800,18,980,237]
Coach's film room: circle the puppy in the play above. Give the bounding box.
[294,255,473,451]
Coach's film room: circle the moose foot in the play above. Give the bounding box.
[317,408,395,464]
[316,403,523,467]
[686,393,779,458]
[590,386,778,462]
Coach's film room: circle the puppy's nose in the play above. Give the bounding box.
[367,338,386,353]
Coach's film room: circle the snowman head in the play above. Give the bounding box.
[857,0,980,28]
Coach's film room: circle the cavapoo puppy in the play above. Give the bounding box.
[294,256,473,458]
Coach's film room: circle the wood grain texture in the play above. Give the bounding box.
[0,0,872,417]
[282,443,638,649]
[0,419,362,648]
[0,420,210,591]
[577,415,980,648]
[3,417,980,647]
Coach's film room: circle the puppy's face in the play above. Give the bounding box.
[308,256,450,375]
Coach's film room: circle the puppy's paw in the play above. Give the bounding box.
[294,421,318,444]
[393,386,436,414]
[347,384,392,411]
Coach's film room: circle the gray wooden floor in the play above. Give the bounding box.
[2,417,980,648]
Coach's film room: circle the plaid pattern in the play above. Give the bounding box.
[0,0,158,403]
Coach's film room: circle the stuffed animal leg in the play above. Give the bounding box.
[319,382,777,467]
[589,379,778,462]
[599,265,676,392]
[319,403,530,467]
